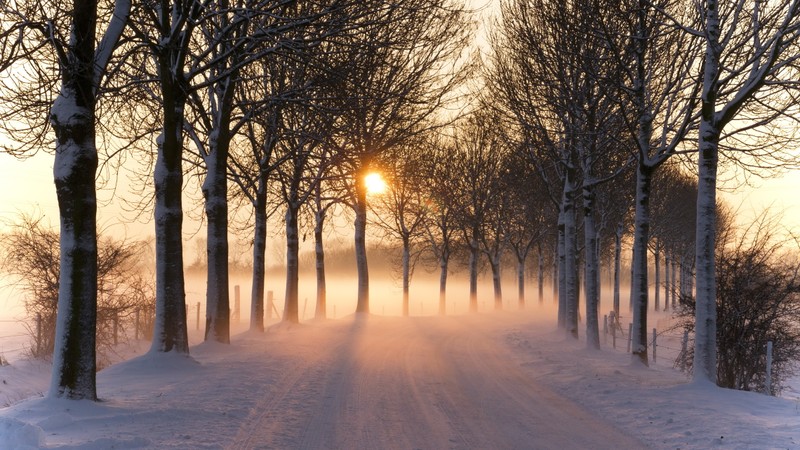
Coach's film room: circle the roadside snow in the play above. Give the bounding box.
[0,309,797,449]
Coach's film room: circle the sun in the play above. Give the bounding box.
[364,172,387,195]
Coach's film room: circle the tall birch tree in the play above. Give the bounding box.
[594,0,702,364]
[691,0,800,383]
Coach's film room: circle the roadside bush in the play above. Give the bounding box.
[674,213,800,394]
[0,214,155,368]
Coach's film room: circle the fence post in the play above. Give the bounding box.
[603,315,608,344]
[196,302,201,331]
[627,323,633,353]
[266,291,274,320]
[652,328,657,363]
[765,341,773,395]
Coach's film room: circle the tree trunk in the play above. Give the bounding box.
[314,208,327,320]
[694,120,720,383]
[583,186,600,350]
[438,251,448,315]
[693,0,722,384]
[354,174,370,314]
[552,239,558,305]
[563,182,579,339]
[537,245,544,304]
[468,231,479,312]
[664,253,671,311]
[517,255,525,309]
[203,147,230,343]
[654,245,660,311]
[630,161,652,365]
[613,223,622,317]
[557,208,566,327]
[250,176,267,332]
[671,256,678,310]
[402,236,410,316]
[284,205,300,323]
[49,85,99,400]
[150,73,189,355]
[492,253,502,310]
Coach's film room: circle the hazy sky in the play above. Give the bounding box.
[1,149,798,239]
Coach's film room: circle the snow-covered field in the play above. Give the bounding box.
[0,302,798,450]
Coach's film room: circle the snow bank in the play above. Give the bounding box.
[0,417,44,450]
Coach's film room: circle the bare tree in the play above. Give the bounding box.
[492,0,630,342]
[228,56,289,332]
[450,112,507,312]
[327,0,470,314]
[591,0,704,363]
[126,0,203,355]
[274,98,332,324]
[503,149,550,309]
[690,0,800,383]
[421,135,461,315]
[370,140,431,316]
[0,0,130,400]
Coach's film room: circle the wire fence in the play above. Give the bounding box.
[0,317,33,362]
[601,313,690,367]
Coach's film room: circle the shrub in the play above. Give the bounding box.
[0,214,155,368]
[673,213,800,394]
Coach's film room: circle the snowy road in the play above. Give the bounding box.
[4,309,798,449]
[226,316,644,450]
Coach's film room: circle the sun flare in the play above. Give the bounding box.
[364,172,387,195]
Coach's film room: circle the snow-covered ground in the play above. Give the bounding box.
[0,305,798,449]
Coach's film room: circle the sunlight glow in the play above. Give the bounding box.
[364,172,387,195]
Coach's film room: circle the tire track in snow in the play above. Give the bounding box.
[225,325,345,450]
[226,315,646,449]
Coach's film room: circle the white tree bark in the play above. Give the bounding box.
[563,179,579,339]
[654,244,660,311]
[583,186,600,349]
[694,120,720,383]
[250,176,267,331]
[630,163,652,365]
